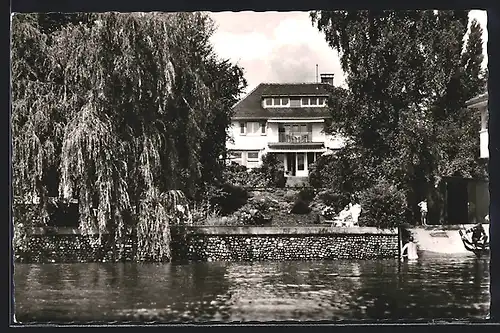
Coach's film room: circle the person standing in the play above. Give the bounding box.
[418,200,428,226]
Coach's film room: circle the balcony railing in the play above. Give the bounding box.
[279,132,312,143]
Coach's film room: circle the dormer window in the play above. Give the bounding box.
[301,97,327,107]
[264,97,290,107]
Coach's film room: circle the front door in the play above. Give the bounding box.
[286,153,296,176]
[295,153,307,177]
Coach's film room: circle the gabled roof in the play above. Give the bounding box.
[232,83,332,120]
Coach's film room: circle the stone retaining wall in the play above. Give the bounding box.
[170,226,399,262]
[15,228,135,263]
[15,226,399,263]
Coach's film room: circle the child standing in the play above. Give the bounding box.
[418,200,428,226]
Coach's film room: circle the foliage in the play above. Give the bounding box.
[223,154,286,188]
[358,180,408,229]
[297,187,316,203]
[259,153,287,188]
[311,10,487,225]
[290,198,312,214]
[309,148,376,194]
[321,206,337,220]
[209,183,249,216]
[136,190,192,261]
[11,12,246,260]
[223,162,253,187]
[317,190,351,214]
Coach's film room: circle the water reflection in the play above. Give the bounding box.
[14,256,490,323]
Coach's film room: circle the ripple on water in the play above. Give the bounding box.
[14,258,490,322]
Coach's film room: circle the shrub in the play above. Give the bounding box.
[318,190,350,213]
[290,198,312,214]
[298,187,316,203]
[283,190,298,202]
[223,154,286,188]
[209,183,249,216]
[308,154,338,189]
[205,214,241,226]
[308,147,373,194]
[357,179,408,229]
[247,169,268,187]
[223,162,251,187]
[260,153,286,188]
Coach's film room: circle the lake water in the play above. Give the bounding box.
[13,255,490,323]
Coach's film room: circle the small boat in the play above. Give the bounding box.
[459,229,489,257]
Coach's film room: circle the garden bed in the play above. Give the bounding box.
[196,188,333,227]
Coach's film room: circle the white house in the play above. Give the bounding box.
[463,92,489,224]
[466,92,489,159]
[226,74,344,179]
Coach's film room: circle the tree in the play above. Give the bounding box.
[11,12,246,260]
[310,10,486,224]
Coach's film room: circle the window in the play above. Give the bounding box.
[297,153,305,171]
[230,151,242,159]
[301,97,327,106]
[229,151,243,165]
[240,122,264,135]
[247,122,261,135]
[307,152,316,166]
[481,110,488,131]
[264,97,290,107]
[261,121,267,134]
[247,151,259,160]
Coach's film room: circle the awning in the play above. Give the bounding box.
[268,142,325,150]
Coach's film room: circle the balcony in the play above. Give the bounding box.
[279,132,312,143]
[269,132,324,150]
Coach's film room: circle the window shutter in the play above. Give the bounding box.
[261,121,266,134]
[240,122,246,134]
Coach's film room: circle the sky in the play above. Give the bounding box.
[209,10,488,94]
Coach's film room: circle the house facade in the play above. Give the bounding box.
[462,92,489,224]
[226,74,344,178]
[466,92,489,159]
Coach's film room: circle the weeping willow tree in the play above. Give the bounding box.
[11,12,246,261]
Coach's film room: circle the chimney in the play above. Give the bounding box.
[320,73,334,85]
